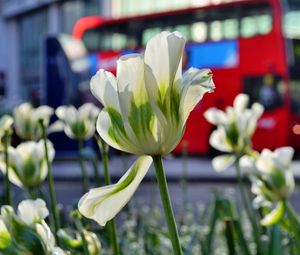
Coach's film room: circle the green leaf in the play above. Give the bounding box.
[224,217,236,255]
[261,202,285,226]
[11,217,46,255]
[233,220,251,255]
[268,224,283,255]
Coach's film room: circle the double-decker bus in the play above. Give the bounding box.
[72,0,300,154]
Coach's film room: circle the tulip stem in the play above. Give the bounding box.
[73,211,90,255]
[78,139,89,194]
[153,155,183,255]
[39,120,60,244]
[285,201,300,230]
[97,136,120,255]
[3,131,11,205]
[235,160,263,255]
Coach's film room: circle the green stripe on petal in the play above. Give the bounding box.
[78,156,153,226]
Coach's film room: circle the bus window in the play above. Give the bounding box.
[111,33,127,51]
[243,75,284,110]
[284,10,300,38]
[175,25,191,41]
[142,28,162,45]
[83,29,101,52]
[191,22,207,42]
[257,14,272,35]
[210,20,223,41]
[290,80,300,114]
[241,16,257,38]
[223,19,238,39]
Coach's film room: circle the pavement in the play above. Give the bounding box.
[52,154,300,183]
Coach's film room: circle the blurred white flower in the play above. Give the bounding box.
[0,140,55,189]
[55,103,99,140]
[13,103,53,141]
[240,147,295,225]
[205,94,264,171]
[58,229,101,255]
[17,199,49,225]
[0,199,67,254]
[0,115,13,151]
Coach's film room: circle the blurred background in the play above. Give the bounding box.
[1,0,300,214]
[1,0,300,155]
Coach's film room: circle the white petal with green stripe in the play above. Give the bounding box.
[78,156,152,226]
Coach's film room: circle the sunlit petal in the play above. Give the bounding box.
[78,156,152,226]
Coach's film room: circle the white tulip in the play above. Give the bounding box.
[205,93,264,171]
[0,115,13,151]
[17,199,49,225]
[13,103,53,141]
[0,140,54,188]
[240,147,295,225]
[90,31,214,156]
[79,31,214,228]
[55,103,99,140]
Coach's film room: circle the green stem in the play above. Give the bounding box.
[39,120,60,244]
[97,136,120,255]
[285,201,300,228]
[73,211,90,255]
[3,131,11,205]
[235,160,263,255]
[78,139,89,193]
[28,187,37,199]
[152,155,183,255]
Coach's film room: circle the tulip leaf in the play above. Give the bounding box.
[11,217,47,255]
[268,224,283,255]
[261,201,285,226]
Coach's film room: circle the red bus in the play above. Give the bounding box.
[72,0,300,154]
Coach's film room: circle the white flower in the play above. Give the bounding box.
[13,103,53,141]
[17,199,49,225]
[90,31,214,156]
[0,140,54,188]
[240,147,295,225]
[78,31,214,227]
[55,103,99,140]
[205,94,264,171]
[0,115,13,151]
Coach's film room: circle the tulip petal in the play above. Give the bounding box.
[273,147,294,168]
[90,69,120,110]
[144,32,185,109]
[212,155,236,172]
[260,201,285,226]
[116,54,155,138]
[0,147,23,188]
[96,109,142,154]
[204,107,227,125]
[78,156,152,226]
[180,68,214,123]
[78,103,99,120]
[209,127,232,152]
[233,94,249,112]
[17,199,49,225]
